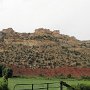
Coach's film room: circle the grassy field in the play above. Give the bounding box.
[7,77,90,90]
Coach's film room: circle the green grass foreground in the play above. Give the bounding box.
[5,77,90,90]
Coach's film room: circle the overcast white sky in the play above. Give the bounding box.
[0,0,90,40]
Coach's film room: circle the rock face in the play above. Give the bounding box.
[2,28,15,33]
[0,28,90,69]
[0,32,5,41]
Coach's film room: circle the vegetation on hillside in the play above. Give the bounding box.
[0,28,90,69]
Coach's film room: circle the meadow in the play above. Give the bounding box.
[7,77,90,90]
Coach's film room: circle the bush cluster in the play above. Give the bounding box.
[0,64,13,78]
[0,64,5,77]
[2,68,13,78]
[0,64,13,90]
[81,76,90,80]
[67,84,90,90]
[0,77,9,90]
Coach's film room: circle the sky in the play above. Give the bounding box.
[0,0,90,40]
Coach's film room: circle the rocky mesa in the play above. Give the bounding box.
[0,28,90,70]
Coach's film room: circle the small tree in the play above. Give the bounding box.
[67,74,72,78]
[0,66,12,90]
[0,64,5,77]
[2,68,13,78]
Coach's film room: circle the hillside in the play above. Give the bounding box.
[0,28,90,69]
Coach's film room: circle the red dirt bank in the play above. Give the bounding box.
[11,65,90,77]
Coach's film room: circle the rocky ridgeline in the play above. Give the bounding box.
[0,28,90,69]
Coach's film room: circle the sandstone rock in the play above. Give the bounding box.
[0,28,90,69]
[2,28,15,33]
[0,32,5,41]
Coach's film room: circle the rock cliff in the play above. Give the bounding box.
[0,28,90,69]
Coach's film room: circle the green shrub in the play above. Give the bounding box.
[78,84,90,90]
[0,77,9,90]
[67,74,74,79]
[2,68,13,78]
[67,74,72,78]
[81,76,90,80]
[54,74,66,79]
[0,64,5,77]
[67,84,90,90]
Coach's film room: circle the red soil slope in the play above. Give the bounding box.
[11,65,90,77]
